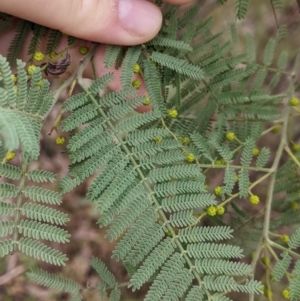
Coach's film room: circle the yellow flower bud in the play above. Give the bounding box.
[290,97,299,107]
[249,195,260,205]
[133,63,141,73]
[206,206,217,216]
[214,186,222,196]
[27,65,37,75]
[49,51,57,59]
[280,234,289,243]
[226,132,235,141]
[5,151,16,161]
[252,147,259,156]
[11,75,17,83]
[79,46,89,55]
[282,288,290,300]
[55,136,65,146]
[143,97,151,106]
[33,51,45,62]
[182,137,191,145]
[291,201,299,211]
[216,206,225,215]
[292,144,300,152]
[185,153,195,163]
[132,80,141,89]
[168,109,178,118]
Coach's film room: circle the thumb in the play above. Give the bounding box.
[0,0,162,45]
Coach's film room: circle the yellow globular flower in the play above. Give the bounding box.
[143,97,151,106]
[133,63,141,73]
[132,80,141,89]
[292,144,300,152]
[49,51,57,59]
[264,288,272,299]
[234,174,239,182]
[35,80,43,87]
[272,125,281,133]
[185,153,195,163]
[282,288,290,300]
[214,186,222,196]
[5,151,16,161]
[27,65,37,75]
[290,97,299,107]
[214,160,222,166]
[206,206,217,216]
[291,201,299,211]
[11,74,17,83]
[168,109,178,118]
[252,147,260,156]
[249,195,260,205]
[220,159,227,165]
[154,136,163,143]
[33,51,44,62]
[182,137,191,145]
[262,256,270,266]
[79,46,89,55]
[216,206,225,215]
[226,132,236,141]
[280,234,289,244]
[55,136,65,146]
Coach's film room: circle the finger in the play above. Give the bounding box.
[163,0,195,4]
[0,0,162,46]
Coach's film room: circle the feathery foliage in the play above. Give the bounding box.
[1,0,300,300]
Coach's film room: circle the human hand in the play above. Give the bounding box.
[0,0,195,111]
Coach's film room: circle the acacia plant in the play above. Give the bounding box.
[1,0,300,300]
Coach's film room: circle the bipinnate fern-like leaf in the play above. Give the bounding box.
[150,52,205,80]
[90,256,118,287]
[18,220,70,243]
[235,0,250,19]
[289,228,300,250]
[27,268,81,293]
[0,183,18,198]
[271,252,291,282]
[18,238,67,265]
[195,259,252,276]
[21,203,69,225]
[0,201,15,216]
[0,56,55,160]
[0,163,21,180]
[22,186,62,204]
[203,276,262,293]
[3,2,288,298]
[26,170,56,183]
[178,226,233,243]
[0,239,14,256]
[0,220,14,237]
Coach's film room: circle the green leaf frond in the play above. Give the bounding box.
[4,1,296,298]
[271,252,291,281]
[90,256,118,287]
[195,259,252,276]
[27,268,80,293]
[0,163,21,180]
[0,56,55,159]
[18,238,68,265]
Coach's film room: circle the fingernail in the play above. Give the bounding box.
[118,0,162,37]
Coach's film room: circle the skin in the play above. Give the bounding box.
[0,0,195,112]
